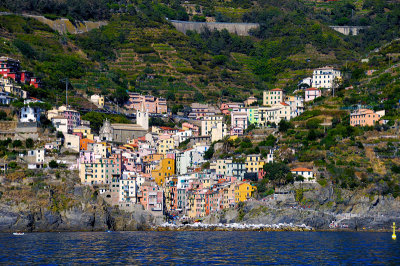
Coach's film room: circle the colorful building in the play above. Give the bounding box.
[263,88,283,106]
[125,93,167,114]
[305,88,322,102]
[152,158,175,186]
[235,182,256,203]
[350,109,385,127]
[245,154,264,173]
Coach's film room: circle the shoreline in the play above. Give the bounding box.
[2,228,396,233]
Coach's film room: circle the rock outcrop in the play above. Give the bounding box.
[0,201,159,232]
[203,183,400,230]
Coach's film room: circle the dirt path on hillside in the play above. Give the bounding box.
[365,147,386,175]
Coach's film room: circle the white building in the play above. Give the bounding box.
[0,91,13,105]
[299,77,312,87]
[259,102,291,126]
[312,67,341,89]
[291,167,315,183]
[51,116,68,134]
[119,175,138,203]
[285,95,304,118]
[20,98,43,123]
[174,129,193,147]
[64,133,80,152]
[26,149,45,169]
[176,148,205,175]
[266,150,274,163]
[90,94,105,108]
[201,115,227,142]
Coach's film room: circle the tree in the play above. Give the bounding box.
[295,175,304,182]
[0,111,7,120]
[171,104,183,114]
[263,162,290,185]
[166,92,176,101]
[194,91,205,102]
[56,131,64,139]
[12,140,22,148]
[204,144,215,160]
[8,161,17,169]
[278,119,292,132]
[25,138,34,149]
[258,134,276,147]
[49,160,58,169]
[113,87,129,106]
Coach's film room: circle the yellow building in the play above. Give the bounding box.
[263,88,283,106]
[157,137,174,155]
[90,94,105,108]
[143,153,164,163]
[152,158,175,186]
[73,126,94,140]
[235,182,256,203]
[245,154,264,173]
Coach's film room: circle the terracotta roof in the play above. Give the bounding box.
[305,87,319,91]
[160,126,177,131]
[271,88,282,91]
[291,167,312,172]
[280,102,289,106]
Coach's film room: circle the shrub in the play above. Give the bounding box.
[49,160,58,169]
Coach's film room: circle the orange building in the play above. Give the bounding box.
[350,109,385,127]
[80,138,95,151]
[151,158,175,186]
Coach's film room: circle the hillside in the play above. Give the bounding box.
[4,0,398,106]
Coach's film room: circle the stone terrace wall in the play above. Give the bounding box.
[24,15,108,34]
[170,20,259,36]
[0,12,107,34]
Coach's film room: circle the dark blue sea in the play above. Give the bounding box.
[0,231,399,264]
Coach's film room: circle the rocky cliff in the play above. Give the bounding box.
[204,183,400,230]
[0,171,161,232]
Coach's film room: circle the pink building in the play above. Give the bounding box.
[182,122,199,136]
[305,87,322,102]
[139,181,163,212]
[78,151,98,164]
[189,103,220,120]
[60,108,81,132]
[230,111,248,135]
[220,102,244,115]
[125,93,167,114]
[244,96,258,106]
[350,109,385,127]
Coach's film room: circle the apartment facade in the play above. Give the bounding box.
[263,88,283,106]
[312,67,342,89]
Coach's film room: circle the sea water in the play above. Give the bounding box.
[1,231,399,264]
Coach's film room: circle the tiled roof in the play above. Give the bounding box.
[291,167,312,172]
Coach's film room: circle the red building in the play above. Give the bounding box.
[0,56,41,88]
[29,77,41,88]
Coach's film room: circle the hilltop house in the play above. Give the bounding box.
[291,167,315,183]
[350,109,385,127]
[312,66,342,89]
[305,88,322,102]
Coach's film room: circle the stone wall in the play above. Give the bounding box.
[24,15,108,34]
[170,20,259,36]
[0,12,107,34]
[329,26,369,36]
